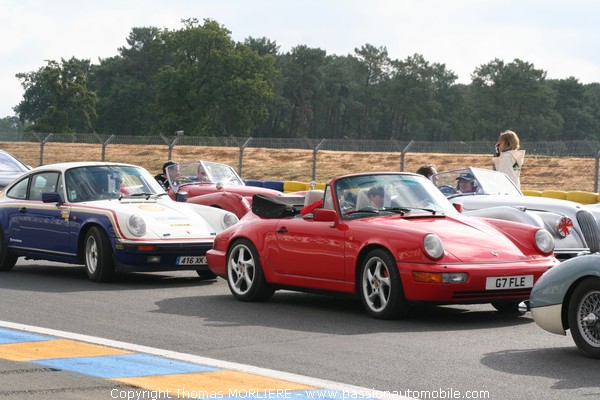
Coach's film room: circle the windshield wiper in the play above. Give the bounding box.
[345,208,381,216]
[385,206,439,214]
[120,192,162,200]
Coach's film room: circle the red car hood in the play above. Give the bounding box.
[360,214,539,263]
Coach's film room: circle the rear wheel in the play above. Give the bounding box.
[226,239,274,302]
[84,227,115,282]
[0,230,17,272]
[358,248,409,319]
[568,277,600,359]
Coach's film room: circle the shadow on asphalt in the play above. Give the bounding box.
[151,288,532,335]
[481,347,600,391]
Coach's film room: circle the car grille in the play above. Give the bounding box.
[452,289,531,300]
[576,209,600,253]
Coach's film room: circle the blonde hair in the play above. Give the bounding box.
[498,130,520,152]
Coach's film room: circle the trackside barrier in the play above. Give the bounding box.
[541,190,568,200]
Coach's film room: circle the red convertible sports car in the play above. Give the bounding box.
[207,172,559,319]
[166,160,282,218]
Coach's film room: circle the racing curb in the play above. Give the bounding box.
[0,321,411,399]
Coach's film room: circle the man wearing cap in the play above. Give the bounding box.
[456,173,478,193]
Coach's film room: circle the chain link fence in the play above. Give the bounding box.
[2,133,600,191]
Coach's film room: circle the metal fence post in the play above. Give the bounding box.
[159,132,182,161]
[93,133,115,161]
[238,137,254,178]
[312,139,326,182]
[400,140,415,172]
[32,133,54,166]
[595,151,600,193]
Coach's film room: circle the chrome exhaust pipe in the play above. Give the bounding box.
[518,300,530,314]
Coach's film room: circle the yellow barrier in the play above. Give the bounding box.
[283,181,310,193]
[522,190,542,197]
[566,191,600,204]
[541,190,568,200]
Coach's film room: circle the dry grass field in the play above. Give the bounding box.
[0,141,595,192]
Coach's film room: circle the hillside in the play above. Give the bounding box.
[0,141,594,192]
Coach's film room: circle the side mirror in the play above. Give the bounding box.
[313,208,338,224]
[176,191,188,202]
[453,203,463,213]
[42,192,63,205]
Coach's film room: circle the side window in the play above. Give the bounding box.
[29,172,60,201]
[6,177,29,200]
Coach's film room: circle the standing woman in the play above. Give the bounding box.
[493,130,525,188]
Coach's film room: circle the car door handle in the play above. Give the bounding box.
[277,227,288,234]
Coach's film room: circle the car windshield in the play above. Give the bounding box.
[167,161,244,190]
[327,173,459,219]
[65,165,164,202]
[432,168,522,197]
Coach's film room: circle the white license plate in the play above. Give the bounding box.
[485,275,533,290]
[176,256,207,266]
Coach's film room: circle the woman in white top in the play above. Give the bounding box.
[493,130,525,188]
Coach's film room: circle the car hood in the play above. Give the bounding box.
[454,194,584,215]
[361,214,540,263]
[83,198,219,240]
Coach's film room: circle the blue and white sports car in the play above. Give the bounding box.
[0,162,238,282]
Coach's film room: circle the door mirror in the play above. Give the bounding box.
[313,208,337,223]
[42,192,63,205]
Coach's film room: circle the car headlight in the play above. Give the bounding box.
[534,229,554,255]
[222,212,239,229]
[423,233,444,260]
[127,214,146,237]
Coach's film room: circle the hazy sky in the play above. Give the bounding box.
[1,0,598,117]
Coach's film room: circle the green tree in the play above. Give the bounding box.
[90,27,169,135]
[0,116,24,133]
[353,44,390,138]
[470,58,561,140]
[154,18,276,136]
[15,58,96,133]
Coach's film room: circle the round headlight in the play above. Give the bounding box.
[423,233,444,260]
[534,229,554,254]
[222,212,239,229]
[127,214,146,237]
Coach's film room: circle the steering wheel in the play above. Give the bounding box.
[438,185,457,195]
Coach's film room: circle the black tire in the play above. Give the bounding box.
[84,226,115,282]
[358,248,409,319]
[568,277,600,359]
[492,300,525,314]
[0,229,17,272]
[196,269,217,280]
[226,239,274,302]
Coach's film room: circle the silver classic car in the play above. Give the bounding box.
[521,254,600,358]
[432,167,600,260]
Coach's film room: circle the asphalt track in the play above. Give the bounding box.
[0,321,411,400]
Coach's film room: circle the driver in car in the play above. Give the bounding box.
[456,173,478,193]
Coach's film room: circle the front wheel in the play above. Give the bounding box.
[226,239,274,302]
[84,227,115,282]
[568,277,600,359]
[358,248,408,319]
